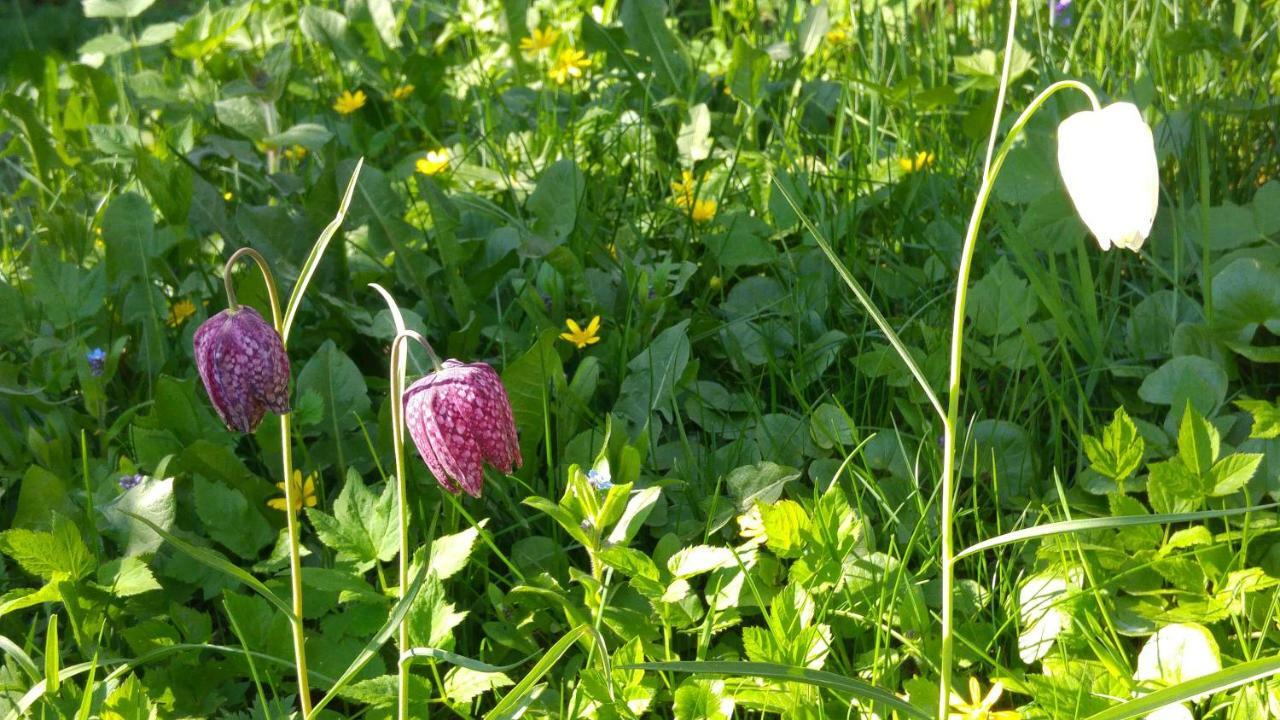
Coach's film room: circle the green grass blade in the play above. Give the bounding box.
[126,513,295,621]
[0,635,39,682]
[484,624,601,720]
[621,661,928,719]
[6,643,337,720]
[43,614,58,694]
[1083,654,1280,720]
[771,175,947,424]
[400,647,535,674]
[954,503,1278,563]
[281,157,364,343]
[309,564,430,716]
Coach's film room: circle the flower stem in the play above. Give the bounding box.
[936,76,1100,720]
[223,247,310,716]
[387,329,413,720]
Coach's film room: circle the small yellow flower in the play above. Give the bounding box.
[691,198,718,223]
[560,316,602,349]
[168,298,196,327]
[267,470,319,513]
[333,89,367,115]
[826,27,849,44]
[709,275,723,290]
[608,242,618,260]
[671,170,697,208]
[898,150,936,174]
[415,148,451,176]
[549,48,591,85]
[283,145,308,162]
[519,27,560,54]
[390,84,415,101]
[948,677,1021,720]
[223,191,234,202]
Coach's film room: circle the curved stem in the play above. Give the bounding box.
[222,247,282,329]
[384,326,445,720]
[223,246,311,716]
[936,77,1099,720]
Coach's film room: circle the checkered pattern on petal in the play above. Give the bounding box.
[193,307,291,433]
[401,359,522,498]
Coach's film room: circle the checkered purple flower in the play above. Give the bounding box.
[403,360,521,497]
[193,306,290,433]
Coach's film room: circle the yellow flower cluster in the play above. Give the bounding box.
[899,150,936,174]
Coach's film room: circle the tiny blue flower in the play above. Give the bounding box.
[119,474,144,491]
[1051,0,1073,26]
[588,468,613,492]
[87,348,107,376]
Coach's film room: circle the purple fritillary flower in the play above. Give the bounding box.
[192,306,290,433]
[403,359,521,498]
[87,348,107,376]
[119,474,144,491]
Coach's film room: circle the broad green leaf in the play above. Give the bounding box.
[619,0,690,91]
[12,466,72,531]
[101,477,175,556]
[0,514,95,583]
[606,487,661,547]
[1176,403,1219,476]
[170,3,252,59]
[621,661,928,719]
[126,513,294,620]
[667,545,737,578]
[728,37,770,104]
[1084,653,1280,720]
[673,679,734,720]
[1135,623,1221,688]
[616,320,691,428]
[1147,460,1204,514]
[193,477,273,560]
[296,340,371,435]
[263,123,333,150]
[677,103,711,165]
[306,470,398,571]
[366,0,401,48]
[97,557,162,597]
[1018,571,1078,664]
[444,666,513,704]
[82,0,155,19]
[502,330,565,469]
[1237,398,1280,439]
[757,499,809,558]
[966,257,1036,336]
[526,159,585,254]
[1138,356,1228,418]
[213,96,272,141]
[1083,407,1145,483]
[1209,453,1262,496]
[428,524,481,580]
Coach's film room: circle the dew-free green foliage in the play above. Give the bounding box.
[2,0,1280,717]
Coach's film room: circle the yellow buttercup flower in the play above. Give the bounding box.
[560,316,602,349]
[333,89,367,115]
[898,150,936,174]
[549,48,591,85]
[519,27,560,54]
[691,198,718,223]
[168,298,196,327]
[415,148,451,176]
[671,170,697,208]
[283,145,307,162]
[390,84,415,101]
[268,470,319,513]
[826,26,849,44]
[223,191,234,202]
[948,677,1021,720]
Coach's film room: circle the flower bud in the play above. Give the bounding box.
[1056,101,1159,252]
[193,307,290,433]
[403,360,521,497]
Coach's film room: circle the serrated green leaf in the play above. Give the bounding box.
[306,470,398,571]
[1209,453,1262,496]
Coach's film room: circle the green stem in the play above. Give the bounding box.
[221,248,310,717]
[936,79,1098,720]
[386,327,445,720]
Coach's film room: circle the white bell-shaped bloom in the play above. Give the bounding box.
[1056,102,1159,252]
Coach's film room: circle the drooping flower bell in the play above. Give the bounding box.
[1056,101,1159,252]
[193,306,290,433]
[402,360,521,497]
